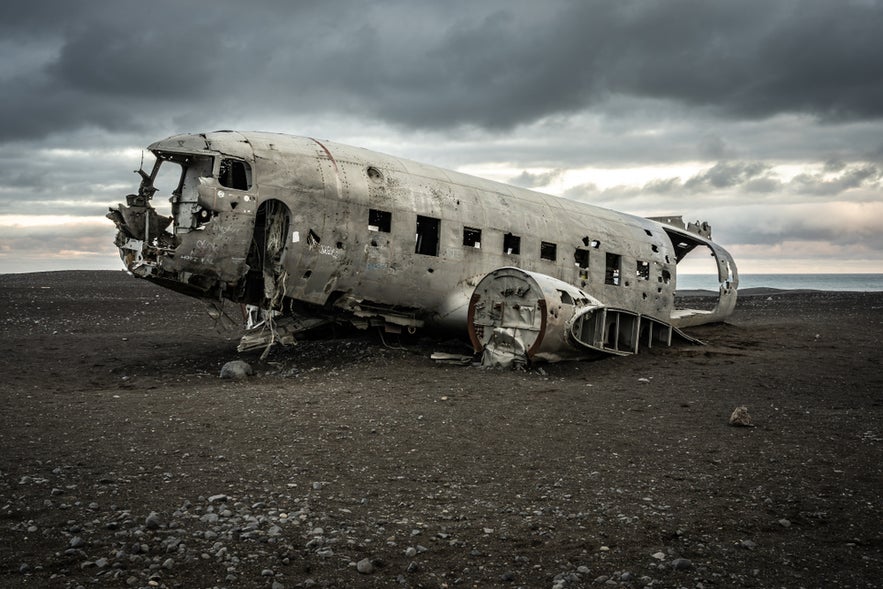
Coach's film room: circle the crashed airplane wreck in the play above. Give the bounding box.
[108,131,738,367]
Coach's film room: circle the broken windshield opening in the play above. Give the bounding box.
[148,157,184,221]
[142,152,217,235]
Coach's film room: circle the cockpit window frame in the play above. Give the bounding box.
[218,157,253,191]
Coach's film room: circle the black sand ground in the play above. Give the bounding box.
[1,271,881,588]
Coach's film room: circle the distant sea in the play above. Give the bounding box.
[678,273,883,292]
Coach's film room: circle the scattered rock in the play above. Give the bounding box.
[671,557,693,570]
[729,406,754,427]
[145,511,162,529]
[356,558,375,574]
[220,360,254,380]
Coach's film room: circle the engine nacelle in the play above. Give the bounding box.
[467,267,602,367]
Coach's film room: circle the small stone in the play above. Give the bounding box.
[19,563,30,574]
[272,582,285,589]
[162,558,174,569]
[69,536,85,548]
[220,360,254,379]
[671,557,693,570]
[500,570,515,582]
[261,568,274,576]
[651,551,666,560]
[95,557,109,568]
[356,558,374,574]
[729,406,754,427]
[778,518,792,528]
[740,539,757,549]
[405,547,417,558]
[145,511,162,529]
[208,494,228,503]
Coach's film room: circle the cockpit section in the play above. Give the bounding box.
[107,139,258,300]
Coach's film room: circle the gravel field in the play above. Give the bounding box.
[1,271,881,588]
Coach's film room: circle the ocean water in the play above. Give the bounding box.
[677,273,883,292]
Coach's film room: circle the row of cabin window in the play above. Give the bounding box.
[369,208,662,285]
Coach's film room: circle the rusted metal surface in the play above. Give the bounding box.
[107,131,739,364]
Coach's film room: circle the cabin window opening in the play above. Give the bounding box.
[591,240,601,249]
[463,227,482,248]
[541,241,557,261]
[503,233,521,255]
[415,215,440,256]
[558,290,574,305]
[369,209,391,232]
[605,253,621,286]
[218,158,252,190]
[574,248,589,280]
[637,260,650,281]
[574,249,589,269]
[661,268,672,284]
[644,229,653,236]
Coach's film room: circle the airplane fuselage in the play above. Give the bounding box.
[108,131,737,361]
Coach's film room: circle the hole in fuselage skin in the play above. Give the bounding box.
[303,270,312,279]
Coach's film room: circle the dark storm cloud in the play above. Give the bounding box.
[684,162,775,191]
[2,0,882,272]
[790,164,881,195]
[509,169,565,188]
[3,0,883,142]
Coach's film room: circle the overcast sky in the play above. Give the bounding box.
[2,0,882,274]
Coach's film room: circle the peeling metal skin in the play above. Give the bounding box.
[107,131,738,364]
